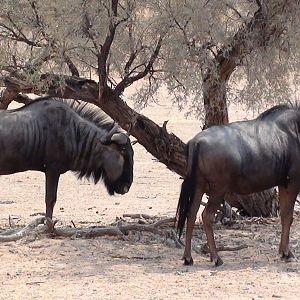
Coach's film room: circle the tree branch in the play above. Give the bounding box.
[28,0,48,41]
[0,16,42,47]
[123,21,138,76]
[115,34,164,95]
[0,87,19,109]
[214,0,295,82]
[98,0,119,94]
[63,54,80,77]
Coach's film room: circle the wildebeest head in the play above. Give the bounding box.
[100,124,134,195]
[61,99,134,196]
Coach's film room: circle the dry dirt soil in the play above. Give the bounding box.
[1,97,300,300]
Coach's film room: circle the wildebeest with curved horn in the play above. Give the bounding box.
[177,104,299,266]
[0,97,134,219]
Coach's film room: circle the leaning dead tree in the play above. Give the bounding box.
[1,0,299,216]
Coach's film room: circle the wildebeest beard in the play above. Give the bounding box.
[103,172,129,195]
[84,158,131,195]
[102,155,133,195]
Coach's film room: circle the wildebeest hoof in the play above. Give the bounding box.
[45,217,56,232]
[183,257,194,266]
[281,251,296,262]
[213,256,224,267]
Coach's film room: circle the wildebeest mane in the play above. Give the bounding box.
[256,104,290,120]
[61,99,120,133]
[31,96,120,133]
[28,97,125,188]
[57,99,126,187]
[60,99,125,186]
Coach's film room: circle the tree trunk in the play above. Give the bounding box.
[225,190,278,218]
[203,76,229,129]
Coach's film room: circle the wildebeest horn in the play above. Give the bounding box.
[111,133,128,144]
[105,123,119,141]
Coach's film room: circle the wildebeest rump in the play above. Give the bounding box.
[0,97,134,219]
[177,104,299,266]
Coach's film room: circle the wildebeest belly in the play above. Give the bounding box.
[0,120,46,174]
[203,158,280,195]
[197,136,290,195]
[0,144,46,174]
[229,170,279,194]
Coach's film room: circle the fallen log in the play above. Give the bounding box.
[0,217,45,242]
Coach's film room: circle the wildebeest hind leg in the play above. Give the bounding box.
[183,185,204,265]
[45,171,60,220]
[278,185,297,262]
[202,195,224,266]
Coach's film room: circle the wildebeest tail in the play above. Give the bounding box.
[176,141,197,239]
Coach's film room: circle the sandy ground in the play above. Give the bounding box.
[1,97,300,300]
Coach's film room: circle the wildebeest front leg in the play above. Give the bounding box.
[183,186,204,265]
[45,171,60,220]
[202,195,224,267]
[278,185,297,262]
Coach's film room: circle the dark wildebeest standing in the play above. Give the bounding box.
[0,97,134,219]
[177,104,299,266]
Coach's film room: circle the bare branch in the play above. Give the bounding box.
[204,1,293,84]
[25,46,55,71]
[203,0,211,7]
[171,13,216,60]
[114,34,164,95]
[123,21,137,76]
[98,0,119,92]
[63,54,80,77]
[124,52,137,76]
[172,75,186,91]
[0,17,42,47]
[28,0,48,41]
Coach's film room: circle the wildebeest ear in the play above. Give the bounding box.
[111,133,128,144]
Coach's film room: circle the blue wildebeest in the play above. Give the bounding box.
[177,104,299,266]
[0,97,134,219]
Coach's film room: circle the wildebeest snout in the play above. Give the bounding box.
[115,183,130,195]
